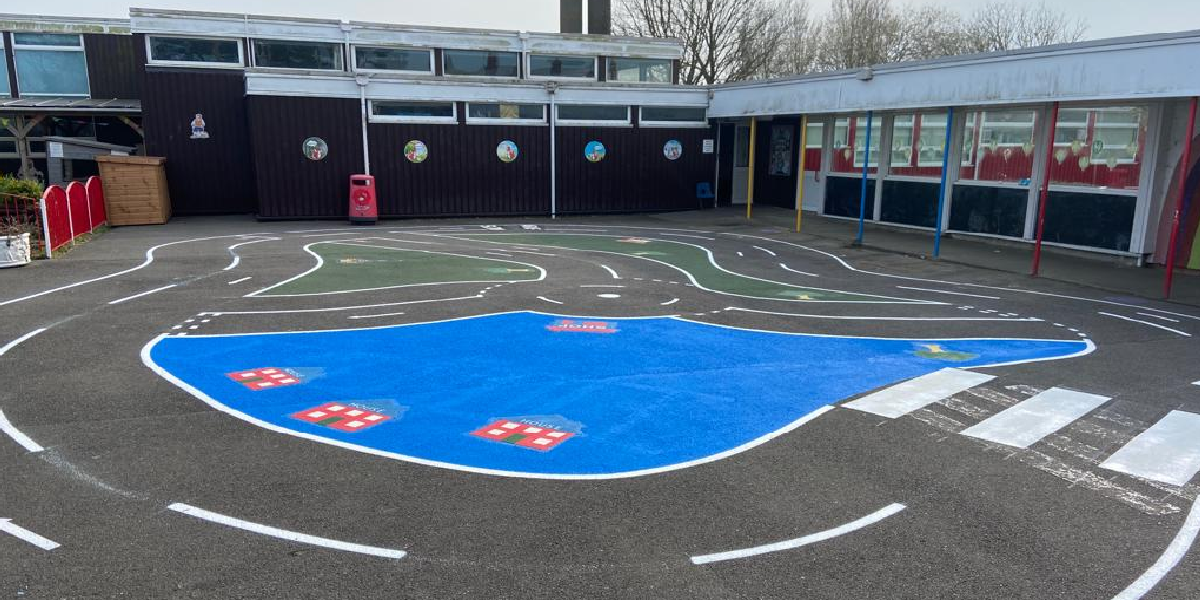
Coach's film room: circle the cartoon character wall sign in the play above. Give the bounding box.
[663,139,683,161]
[405,140,428,163]
[189,113,209,139]
[496,140,519,163]
[303,137,328,161]
[585,140,607,162]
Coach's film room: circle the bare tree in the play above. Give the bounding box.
[759,0,821,78]
[964,1,1088,52]
[815,0,899,70]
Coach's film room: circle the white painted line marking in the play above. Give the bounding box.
[0,328,46,357]
[108,284,178,305]
[661,298,680,306]
[690,503,906,565]
[223,237,278,271]
[736,251,743,256]
[1098,312,1192,337]
[895,286,1001,300]
[537,296,564,305]
[0,519,60,551]
[599,264,620,279]
[779,263,819,277]
[209,294,483,316]
[752,245,777,256]
[1193,381,1200,386]
[597,293,621,299]
[485,251,512,257]
[1137,312,1180,323]
[228,277,252,285]
[580,285,625,288]
[843,369,995,418]
[168,503,407,560]
[0,410,44,453]
[961,388,1109,448]
[1100,410,1200,486]
[727,307,1042,322]
[658,232,717,240]
[1110,494,1200,600]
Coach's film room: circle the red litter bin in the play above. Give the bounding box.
[348,174,377,225]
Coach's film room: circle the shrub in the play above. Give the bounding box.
[0,175,45,199]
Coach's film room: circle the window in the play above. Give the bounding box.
[253,39,342,71]
[0,40,9,96]
[556,104,630,124]
[607,58,672,83]
[147,36,242,66]
[734,125,750,168]
[889,113,950,177]
[1051,105,1145,190]
[528,54,596,79]
[803,121,823,172]
[442,50,519,78]
[354,46,432,73]
[831,115,881,174]
[370,101,456,123]
[12,33,89,96]
[466,103,546,123]
[959,110,1037,183]
[639,106,707,126]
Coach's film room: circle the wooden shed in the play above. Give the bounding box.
[94,155,171,225]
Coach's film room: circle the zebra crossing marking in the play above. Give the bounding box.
[1100,410,1200,486]
[843,368,995,419]
[960,388,1110,448]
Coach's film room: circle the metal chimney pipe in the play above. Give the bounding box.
[560,0,583,33]
[588,0,611,35]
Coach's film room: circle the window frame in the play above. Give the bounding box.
[351,44,435,75]
[464,102,547,125]
[638,105,708,128]
[11,32,90,98]
[250,38,344,72]
[555,104,632,126]
[0,37,9,97]
[606,57,674,85]
[440,49,521,79]
[368,100,458,124]
[525,53,598,81]
[145,34,244,69]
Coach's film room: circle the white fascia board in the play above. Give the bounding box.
[0,14,130,35]
[244,73,709,107]
[350,27,521,52]
[709,36,1200,117]
[525,33,682,60]
[132,13,343,42]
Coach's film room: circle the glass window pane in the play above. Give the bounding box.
[355,46,431,72]
[13,33,81,47]
[253,40,341,70]
[734,125,750,168]
[442,50,519,77]
[0,51,9,96]
[15,50,89,95]
[149,36,240,64]
[1051,105,1145,190]
[372,101,454,118]
[607,58,671,83]
[803,121,822,172]
[831,115,881,174]
[467,103,544,120]
[640,106,706,123]
[959,109,1037,183]
[528,54,595,78]
[890,113,949,177]
[557,104,628,122]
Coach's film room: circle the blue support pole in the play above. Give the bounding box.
[933,107,954,258]
[855,111,873,245]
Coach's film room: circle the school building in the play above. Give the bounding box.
[1,8,1198,269]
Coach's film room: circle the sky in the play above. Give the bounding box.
[9,0,1200,40]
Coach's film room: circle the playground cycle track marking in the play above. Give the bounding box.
[0,409,45,453]
[0,519,60,551]
[1097,312,1193,337]
[168,503,407,560]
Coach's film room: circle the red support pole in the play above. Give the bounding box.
[1031,102,1061,277]
[1164,97,1199,298]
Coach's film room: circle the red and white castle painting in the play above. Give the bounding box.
[291,402,391,433]
[226,367,302,390]
[469,419,575,451]
[545,319,618,333]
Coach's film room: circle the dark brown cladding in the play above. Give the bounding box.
[142,68,256,214]
[555,125,714,214]
[84,34,143,99]
[247,95,364,219]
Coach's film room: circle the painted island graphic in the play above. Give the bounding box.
[146,312,1089,478]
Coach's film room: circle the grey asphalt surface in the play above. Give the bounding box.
[1,212,1198,599]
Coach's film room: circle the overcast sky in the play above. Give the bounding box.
[11,0,1200,40]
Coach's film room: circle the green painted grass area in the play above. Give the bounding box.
[454,233,919,303]
[262,243,542,296]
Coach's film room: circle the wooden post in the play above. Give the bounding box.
[794,115,808,232]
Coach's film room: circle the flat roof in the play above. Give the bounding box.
[0,98,141,115]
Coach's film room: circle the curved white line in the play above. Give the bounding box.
[223,237,279,271]
[204,294,484,316]
[245,242,326,296]
[0,235,258,308]
[779,263,819,277]
[536,296,564,305]
[1111,495,1200,600]
[599,264,620,279]
[0,328,46,357]
[691,503,906,565]
[1098,312,1192,337]
[0,409,45,453]
[168,503,406,560]
[752,245,777,256]
[727,307,1043,323]
[661,298,680,306]
[108,284,178,305]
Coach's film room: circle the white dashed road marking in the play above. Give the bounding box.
[843,369,996,418]
[960,388,1109,448]
[0,519,60,551]
[1100,410,1200,486]
[0,409,44,453]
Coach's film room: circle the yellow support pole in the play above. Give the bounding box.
[794,115,808,233]
[746,117,757,220]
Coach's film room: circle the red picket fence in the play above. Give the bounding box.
[39,176,108,257]
[0,193,46,257]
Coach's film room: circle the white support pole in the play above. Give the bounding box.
[38,198,52,259]
[549,87,558,218]
[357,79,371,175]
